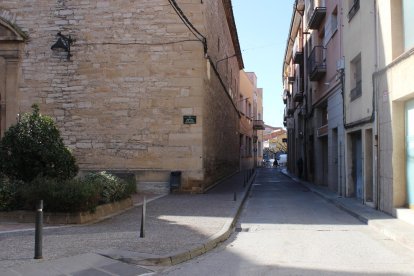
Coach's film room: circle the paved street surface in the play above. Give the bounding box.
[3,167,414,275]
[0,171,254,275]
[164,168,414,275]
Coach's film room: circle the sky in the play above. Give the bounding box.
[232,0,295,128]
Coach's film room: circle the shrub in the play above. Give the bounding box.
[0,104,78,182]
[2,171,136,213]
[22,176,100,212]
[0,175,24,211]
[85,171,135,204]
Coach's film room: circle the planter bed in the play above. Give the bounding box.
[0,197,133,225]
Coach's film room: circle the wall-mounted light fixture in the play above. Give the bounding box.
[51,32,74,60]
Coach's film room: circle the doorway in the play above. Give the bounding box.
[352,131,363,200]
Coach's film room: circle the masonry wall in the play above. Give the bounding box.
[1,0,241,192]
[201,0,241,190]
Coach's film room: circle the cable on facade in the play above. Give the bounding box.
[167,0,207,53]
[81,39,201,47]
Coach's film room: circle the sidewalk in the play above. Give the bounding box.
[281,168,414,253]
[0,170,255,275]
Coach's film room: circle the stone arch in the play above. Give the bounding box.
[0,17,27,41]
[0,16,26,137]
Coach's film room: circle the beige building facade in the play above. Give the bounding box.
[238,71,264,170]
[343,0,377,205]
[375,0,414,214]
[0,1,243,193]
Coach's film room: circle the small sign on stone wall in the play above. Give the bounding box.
[183,115,196,124]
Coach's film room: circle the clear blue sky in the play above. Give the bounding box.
[233,0,295,128]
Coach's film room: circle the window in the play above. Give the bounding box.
[239,95,244,113]
[350,54,362,101]
[403,0,414,51]
[245,136,249,156]
[348,0,360,21]
[324,7,338,46]
[248,102,252,118]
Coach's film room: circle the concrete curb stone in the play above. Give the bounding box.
[281,168,414,253]
[124,171,256,267]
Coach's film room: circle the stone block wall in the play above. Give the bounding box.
[1,0,241,192]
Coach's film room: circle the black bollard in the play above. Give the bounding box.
[233,191,237,201]
[34,200,43,259]
[140,196,146,238]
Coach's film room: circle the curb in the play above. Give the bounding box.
[112,171,256,267]
[0,195,165,235]
[280,169,369,223]
[280,169,414,253]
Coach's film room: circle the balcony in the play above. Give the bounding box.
[307,0,326,29]
[308,45,326,81]
[287,107,295,116]
[284,106,294,118]
[293,36,303,64]
[317,124,328,137]
[253,120,265,130]
[292,78,304,103]
[283,89,290,104]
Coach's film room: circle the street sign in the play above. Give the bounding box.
[183,115,197,124]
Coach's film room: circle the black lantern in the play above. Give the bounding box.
[51,32,73,60]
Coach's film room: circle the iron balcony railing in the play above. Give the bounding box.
[283,89,290,104]
[253,120,265,130]
[306,0,326,29]
[308,45,326,81]
[293,36,303,64]
[293,78,304,102]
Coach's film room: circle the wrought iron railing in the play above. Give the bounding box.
[307,45,326,80]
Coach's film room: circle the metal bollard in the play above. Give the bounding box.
[140,196,146,238]
[233,191,237,201]
[34,200,43,259]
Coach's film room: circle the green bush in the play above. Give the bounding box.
[0,104,78,182]
[1,171,136,213]
[22,176,100,212]
[85,171,136,204]
[0,175,24,211]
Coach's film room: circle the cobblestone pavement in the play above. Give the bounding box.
[0,170,253,274]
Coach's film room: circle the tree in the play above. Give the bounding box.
[0,104,78,182]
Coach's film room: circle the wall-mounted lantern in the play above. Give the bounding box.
[51,32,73,60]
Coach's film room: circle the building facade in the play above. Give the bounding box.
[343,0,377,205]
[375,0,414,214]
[0,0,243,193]
[238,71,265,170]
[283,0,414,217]
[283,0,345,189]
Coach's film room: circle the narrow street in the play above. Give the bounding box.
[163,168,414,275]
